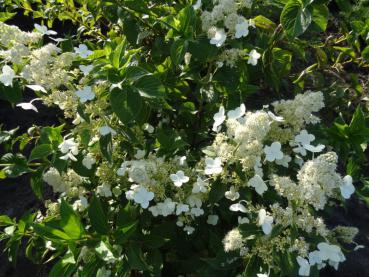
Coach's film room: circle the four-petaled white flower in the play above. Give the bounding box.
[238,216,250,224]
[275,155,292,168]
[258,209,273,235]
[79,64,93,76]
[134,149,146,159]
[191,207,204,217]
[297,256,310,276]
[340,175,355,199]
[212,106,226,131]
[34,23,57,36]
[304,144,325,153]
[183,225,195,235]
[82,154,96,169]
[192,177,208,193]
[76,86,95,103]
[268,111,284,122]
[308,250,323,266]
[229,203,247,213]
[210,28,227,47]
[235,20,249,39]
[225,185,240,201]
[248,49,261,66]
[170,170,190,187]
[227,103,246,120]
[248,174,268,195]
[193,0,202,10]
[133,186,154,209]
[0,65,15,87]
[58,137,79,161]
[295,130,315,145]
[99,125,117,136]
[207,214,219,225]
[204,157,222,175]
[97,183,112,197]
[264,142,283,162]
[16,98,42,113]
[74,44,93,58]
[176,203,190,215]
[317,242,345,263]
[26,85,47,93]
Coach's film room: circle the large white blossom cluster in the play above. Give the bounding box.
[0,19,359,277]
[42,89,358,275]
[198,0,261,66]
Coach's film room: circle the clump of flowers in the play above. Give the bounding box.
[0,8,361,276]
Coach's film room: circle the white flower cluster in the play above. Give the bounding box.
[206,92,356,273]
[21,44,76,90]
[272,90,325,131]
[114,154,211,234]
[198,0,261,65]
[0,22,42,47]
[297,242,346,276]
[43,167,85,194]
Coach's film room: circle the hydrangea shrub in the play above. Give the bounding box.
[0,0,364,276]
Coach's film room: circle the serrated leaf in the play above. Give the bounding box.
[31,168,44,200]
[88,195,109,235]
[134,75,165,98]
[32,223,71,241]
[110,87,143,124]
[49,251,76,277]
[28,144,52,162]
[111,39,126,69]
[126,244,149,271]
[170,39,188,66]
[99,133,113,163]
[60,200,84,239]
[311,4,328,32]
[281,0,312,38]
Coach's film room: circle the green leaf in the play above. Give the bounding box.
[1,153,30,178]
[134,75,165,98]
[99,133,113,163]
[60,200,84,239]
[170,39,188,66]
[88,195,109,235]
[141,234,168,249]
[362,46,369,61]
[0,83,22,104]
[117,202,138,228]
[32,223,71,241]
[95,241,115,262]
[209,179,227,203]
[111,39,126,69]
[253,15,277,31]
[126,244,149,271]
[281,0,312,38]
[122,18,139,45]
[49,251,77,277]
[125,66,149,81]
[110,87,143,124]
[28,144,53,162]
[311,4,328,32]
[40,125,63,148]
[0,12,16,22]
[335,0,352,12]
[0,215,13,226]
[31,168,44,200]
[176,6,196,38]
[266,48,292,90]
